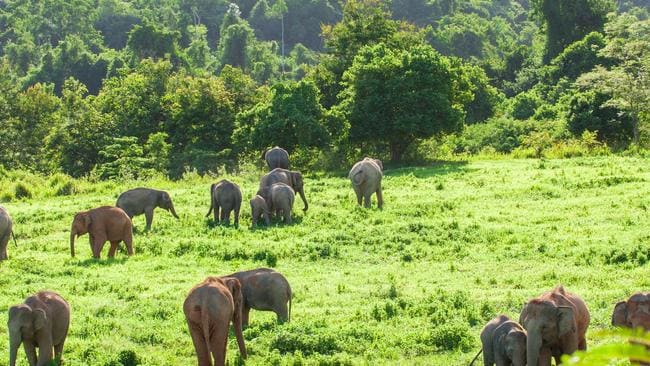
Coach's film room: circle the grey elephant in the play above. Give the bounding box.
[475,315,526,366]
[258,168,307,211]
[8,291,70,366]
[116,188,179,231]
[265,183,295,224]
[349,157,383,209]
[250,195,270,226]
[519,286,590,366]
[263,146,289,170]
[206,179,242,226]
[223,268,292,327]
[612,292,650,330]
[0,206,17,260]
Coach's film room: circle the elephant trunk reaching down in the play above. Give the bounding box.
[169,204,179,219]
[9,328,20,366]
[298,188,308,211]
[526,325,543,366]
[69,228,77,257]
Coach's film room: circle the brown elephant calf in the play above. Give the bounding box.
[70,206,134,259]
[223,268,292,327]
[184,277,247,366]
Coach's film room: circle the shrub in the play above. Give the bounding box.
[14,182,32,199]
[428,321,474,351]
[509,90,541,120]
[270,326,341,355]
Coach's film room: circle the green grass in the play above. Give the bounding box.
[1,156,649,365]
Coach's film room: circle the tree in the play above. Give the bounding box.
[341,43,470,161]
[566,90,633,145]
[127,22,181,64]
[532,0,614,63]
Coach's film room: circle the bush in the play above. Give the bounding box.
[509,90,541,120]
[566,90,633,146]
[270,325,341,355]
[14,182,32,199]
[428,321,474,351]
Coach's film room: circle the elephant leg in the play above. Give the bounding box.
[222,209,230,225]
[188,321,211,366]
[353,188,362,206]
[108,241,119,258]
[214,204,220,223]
[539,347,553,366]
[144,208,154,231]
[376,185,383,209]
[0,235,8,260]
[37,342,53,366]
[276,301,289,323]
[363,192,372,208]
[54,340,65,364]
[92,234,107,259]
[276,209,282,221]
[24,342,37,366]
[211,325,229,366]
[578,337,587,351]
[242,307,251,328]
[234,207,240,227]
[284,208,292,224]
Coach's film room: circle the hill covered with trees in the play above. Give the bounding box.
[0,0,648,179]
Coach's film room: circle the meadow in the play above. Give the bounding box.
[0,156,649,365]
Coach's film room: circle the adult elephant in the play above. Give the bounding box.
[8,291,70,366]
[223,268,292,327]
[70,206,134,259]
[116,188,179,231]
[349,157,383,209]
[183,276,246,366]
[206,180,242,226]
[519,286,590,366]
[267,183,295,224]
[0,205,17,260]
[258,168,307,212]
[612,292,650,330]
[263,146,289,170]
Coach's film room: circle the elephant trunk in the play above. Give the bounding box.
[9,329,20,366]
[169,204,179,219]
[263,211,270,226]
[234,306,247,359]
[298,188,308,212]
[70,229,76,257]
[526,328,542,366]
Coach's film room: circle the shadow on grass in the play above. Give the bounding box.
[72,257,129,267]
[385,160,471,178]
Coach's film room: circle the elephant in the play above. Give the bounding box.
[183,276,246,366]
[116,188,179,231]
[475,315,526,366]
[70,206,134,259]
[258,168,308,212]
[0,206,17,260]
[263,146,289,170]
[265,183,295,224]
[206,180,242,226]
[250,195,270,226]
[519,286,590,366]
[223,268,292,327]
[612,292,650,330]
[8,291,70,366]
[348,157,383,209]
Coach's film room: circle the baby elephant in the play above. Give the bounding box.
[265,183,295,224]
[116,187,179,231]
[8,291,70,366]
[250,195,270,226]
[206,179,242,226]
[612,292,650,330]
[223,268,292,327]
[0,205,17,260]
[349,157,383,209]
[70,206,134,259]
[477,315,526,366]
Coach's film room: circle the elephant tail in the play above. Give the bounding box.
[201,301,212,362]
[205,184,216,218]
[11,231,16,246]
[351,170,365,186]
[288,288,292,323]
[468,348,482,366]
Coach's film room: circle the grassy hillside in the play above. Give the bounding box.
[1,157,649,365]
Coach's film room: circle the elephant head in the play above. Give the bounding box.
[70,212,91,257]
[159,192,179,219]
[520,300,577,366]
[290,172,308,211]
[612,293,650,330]
[369,158,383,171]
[221,277,247,359]
[8,305,47,366]
[502,329,526,366]
[250,196,270,226]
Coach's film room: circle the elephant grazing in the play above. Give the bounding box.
[70,206,134,259]
[250,195,270,226]
[116,187,179,231]
[183,277,247,366]
[612,292,650,330]
[206,180,242,226]
[475,315,526,366]
[0,205,17,260]
[223,268,292,327]
[258,168,308,212]
[349,157,383,209]
[263,146,290,170]
[8,291,70,366]
[519,286,590,366]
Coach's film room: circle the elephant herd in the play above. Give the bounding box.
[1,147,382,366]
[474,286,650,366]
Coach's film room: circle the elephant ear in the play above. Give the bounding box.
[291,172,303,189]
[32,308,47,331]
[83,213,92,230]
[223,278,243,321]
[612,301,629,327]
[374,159,383,171]
[557,306,576,337]
[518,303,528,325]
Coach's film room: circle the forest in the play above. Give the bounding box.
[0,0,648,179]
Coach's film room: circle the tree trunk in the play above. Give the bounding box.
[390,141,406,162]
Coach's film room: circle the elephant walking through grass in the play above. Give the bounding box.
[0,206,16,260]
[349,157,383,209]
[116,188,179,231]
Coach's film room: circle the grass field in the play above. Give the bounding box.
[1,156,649,365]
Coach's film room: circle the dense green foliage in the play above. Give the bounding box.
[0,0,649,176]
[1,157,650,364]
